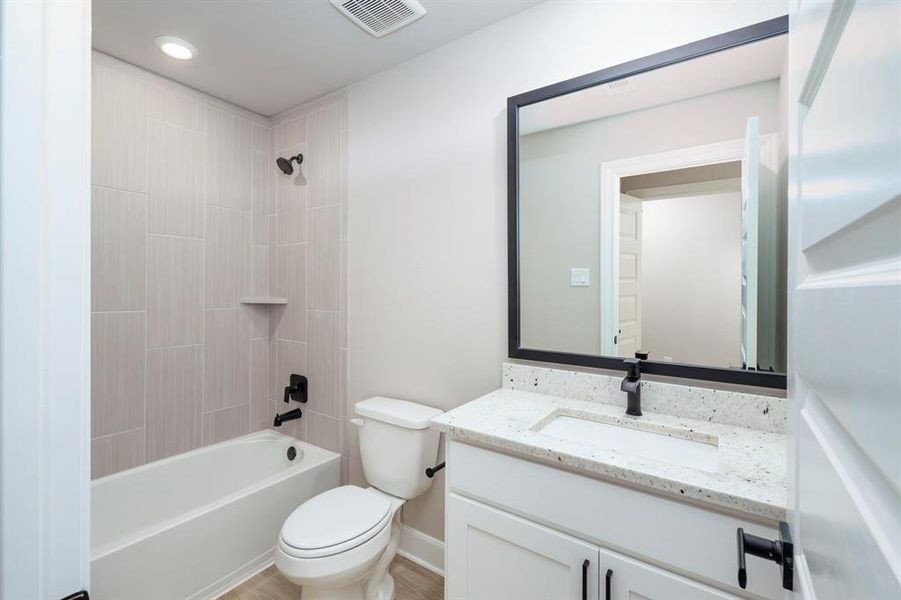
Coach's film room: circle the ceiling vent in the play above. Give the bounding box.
[605,78,636,95]
[330,0,427,38]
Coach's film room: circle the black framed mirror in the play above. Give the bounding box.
[507,16,788,389]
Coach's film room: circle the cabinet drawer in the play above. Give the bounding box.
[447,441,782,599]
[602,548,741,600]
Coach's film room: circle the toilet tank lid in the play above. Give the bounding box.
[355,396,443,430]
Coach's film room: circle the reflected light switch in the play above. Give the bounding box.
[570,268,590,287]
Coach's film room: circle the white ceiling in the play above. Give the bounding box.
[520,34,787,135]
[92,0,542,117]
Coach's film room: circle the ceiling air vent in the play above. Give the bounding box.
[605,78,636,96]
[331,0,427,38]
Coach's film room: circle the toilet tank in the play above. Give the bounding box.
[354,397,443,499]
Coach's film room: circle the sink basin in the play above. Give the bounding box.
[534,413,719,471]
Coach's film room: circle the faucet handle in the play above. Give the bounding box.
[622,358,641,379]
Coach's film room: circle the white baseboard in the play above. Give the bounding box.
[398,524,445,577]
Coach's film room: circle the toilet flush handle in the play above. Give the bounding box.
[350,418,365,428]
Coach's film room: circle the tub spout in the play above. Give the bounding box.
[273,408,303,427]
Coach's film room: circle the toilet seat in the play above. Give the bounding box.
[279,486,393,559]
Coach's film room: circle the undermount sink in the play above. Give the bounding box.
[533,412,719,472]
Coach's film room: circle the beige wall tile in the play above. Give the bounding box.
[250,338,271,429]
[308,311,340,417]
[307,102,346,208]
[276,144,306,244]
[305,411,341,453]
[251,245,269,297]
[275,244,306,341]
[92,428,145,479]
[308,206,340,310]
[91,186,146,311]
[92,62,146,193]
[92,312,146,437]
[252,122,269,153]
[147,234,203,347]
[204,308,250,412]
[268,216,279,292]
[273,117,305,152]
[246,305,269,340]
[340,240,348,349]
[204,404,250,446]
[205,207,250,308]
[145,345,203,461]
[252,150,270,245]
[147,119,203,237]
[203,106,252,211]
[148,85,196,129]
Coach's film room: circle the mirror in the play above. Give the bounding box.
[508,17,788,388]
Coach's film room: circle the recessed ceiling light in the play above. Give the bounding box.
[155,36,197,61]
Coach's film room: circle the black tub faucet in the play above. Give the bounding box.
[621,358,642,416]
[273,408,303,427]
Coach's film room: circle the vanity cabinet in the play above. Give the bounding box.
[444,441,782,600]
[601,550,740,600]
[447,494,599,600]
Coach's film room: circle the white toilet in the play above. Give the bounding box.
[275,397,443,600]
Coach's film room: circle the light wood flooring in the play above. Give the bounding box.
[219,556,444,600]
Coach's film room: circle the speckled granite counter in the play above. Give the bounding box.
[431,364,787,522]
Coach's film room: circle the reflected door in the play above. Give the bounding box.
[740,116,759,369]
[618,194,642,358]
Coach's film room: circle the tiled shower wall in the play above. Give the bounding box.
[90,53,274,477]
[268,95,349,480]
[90,53,349,480]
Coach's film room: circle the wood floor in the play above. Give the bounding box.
[219,556,444,600]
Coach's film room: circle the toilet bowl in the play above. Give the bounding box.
[275,397,443,600]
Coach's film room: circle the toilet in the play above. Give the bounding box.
[275,397,443,600]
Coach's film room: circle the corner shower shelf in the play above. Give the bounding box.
[240,297,288,305]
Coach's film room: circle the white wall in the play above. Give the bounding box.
[640,192,743,367]
[346,0,787,542]
[519,80,779,354]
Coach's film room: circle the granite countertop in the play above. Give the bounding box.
[431,386,787,522]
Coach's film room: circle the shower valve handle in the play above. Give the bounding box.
[284,374,308,404]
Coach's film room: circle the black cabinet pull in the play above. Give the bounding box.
[605,568,613,600]
[581,559,589,600]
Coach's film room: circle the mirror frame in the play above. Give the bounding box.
[507,15,788,390]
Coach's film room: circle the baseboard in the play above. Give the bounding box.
[398,524,445,577]
[188,547,274,600]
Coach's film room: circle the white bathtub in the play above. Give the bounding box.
[91,430,340,600]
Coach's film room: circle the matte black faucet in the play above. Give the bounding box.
[273,408,303,427]
[621,358,642,416]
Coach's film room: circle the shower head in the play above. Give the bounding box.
[276,153,303,175]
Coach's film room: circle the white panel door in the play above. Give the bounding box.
[740,116,760,370]
[789,1,901,599]
[600,549,741,600]
[446,494,599,600]
[617,194,642,358]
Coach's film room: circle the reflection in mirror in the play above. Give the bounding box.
[517,33,787,374]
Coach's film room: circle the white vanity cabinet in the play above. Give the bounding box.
[600,550,742,600]
[444,441,782,600]
[447,494,600,600]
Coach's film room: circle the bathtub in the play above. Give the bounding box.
[91,430,340,600]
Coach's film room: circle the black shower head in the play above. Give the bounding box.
[276,153,303,175]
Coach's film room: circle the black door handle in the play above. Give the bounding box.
[581,559,589,600]
[737,521,794,590]
[605,568,613,600]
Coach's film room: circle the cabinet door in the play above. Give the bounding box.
[601,549,741,600]
[447,493,599,600]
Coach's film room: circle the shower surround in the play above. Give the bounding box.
[90,52,348,478]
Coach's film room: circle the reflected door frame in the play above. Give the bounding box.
[598,135,777,357]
